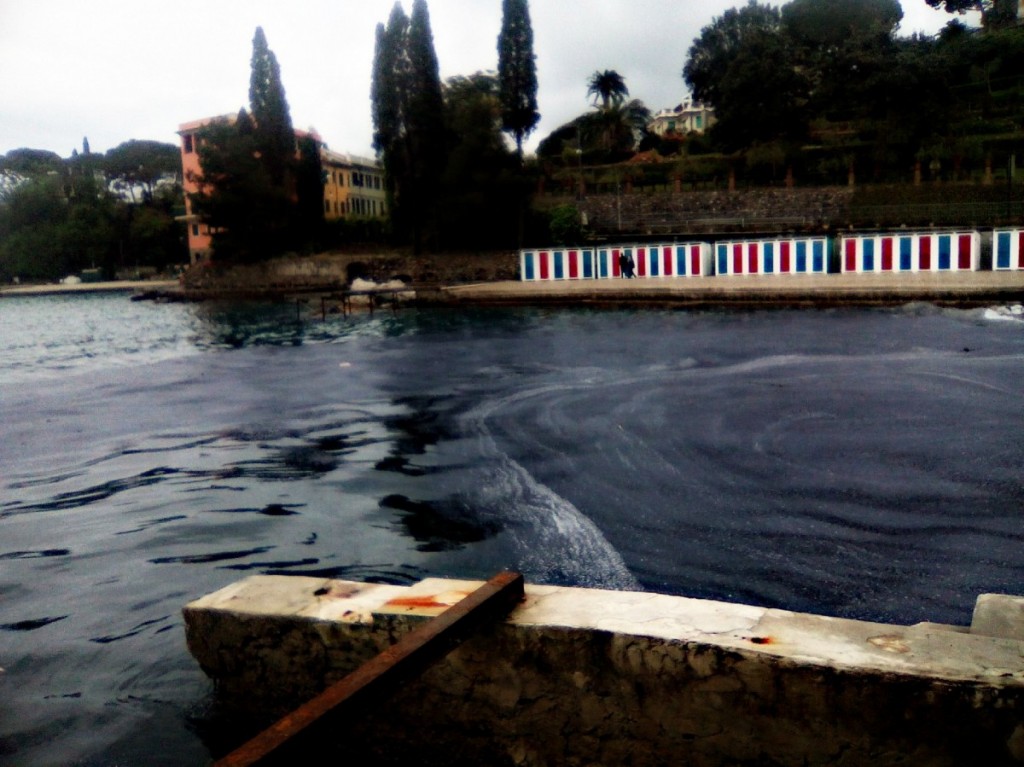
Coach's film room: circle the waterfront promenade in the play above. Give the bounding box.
[4,270,1024,308]
[442,270,1024,308]
[0,279,179,297]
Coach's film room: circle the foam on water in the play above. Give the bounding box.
[983,303,1024,322]
[463,389,640,591]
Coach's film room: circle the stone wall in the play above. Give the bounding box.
[576,187,855,236]
[179,251,520,296]
[184,576,1024,766]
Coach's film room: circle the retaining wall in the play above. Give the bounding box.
[180,251,519,296]
[184,576,1024,766]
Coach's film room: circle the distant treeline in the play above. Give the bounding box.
[0,140,185,283]
[540,1,1024,190]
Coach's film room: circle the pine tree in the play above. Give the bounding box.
[497,0,539,158]
[249,26,294,186]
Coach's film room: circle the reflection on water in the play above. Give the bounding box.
[0,294,1023,764]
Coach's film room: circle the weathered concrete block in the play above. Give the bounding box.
[184,575,1024,766]
[974,594,1024,641]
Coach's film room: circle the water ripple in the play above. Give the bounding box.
[0,616,68,632]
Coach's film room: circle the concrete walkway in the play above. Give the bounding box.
[442,271,1024,308]
[0,280,179,298]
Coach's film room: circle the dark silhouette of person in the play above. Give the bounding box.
[618,252,628,278]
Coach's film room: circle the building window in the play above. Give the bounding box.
[191,224,199,236]
[325,200,331,213]
[184,135,194,153]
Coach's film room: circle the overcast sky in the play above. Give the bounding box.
[0,0,973,160]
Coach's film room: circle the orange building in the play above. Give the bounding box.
[177,116,219,263]
[177,116,387,264]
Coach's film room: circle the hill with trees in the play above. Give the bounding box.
[537,0,1023,201]
[0,139,184,283]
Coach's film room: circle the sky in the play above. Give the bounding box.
[0,0,975,161]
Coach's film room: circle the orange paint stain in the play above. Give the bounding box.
[386,596,448,610]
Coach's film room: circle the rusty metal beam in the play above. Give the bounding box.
[214,571,525,767]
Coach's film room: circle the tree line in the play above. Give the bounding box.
[3,0,1020,279]
[370,0,538,252]
[189,0,541,261]
[537,0,1022,193]
[0,140,184,283]
[683,0,1023,180]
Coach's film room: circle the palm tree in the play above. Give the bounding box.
[587,70,629,110]
[580,98,651,154]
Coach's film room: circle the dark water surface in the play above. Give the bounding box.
[1,293,1023,765]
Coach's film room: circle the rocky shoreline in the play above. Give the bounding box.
[177,251,519,298]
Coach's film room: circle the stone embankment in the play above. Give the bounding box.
[179,250,519,298]
[185,575,1024,766]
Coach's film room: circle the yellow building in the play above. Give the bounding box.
[321,149,387,223]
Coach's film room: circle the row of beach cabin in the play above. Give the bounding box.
[520,228,1024,281]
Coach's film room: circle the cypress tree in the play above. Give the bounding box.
[370,1,448,249]
[371,22,398,160]
[497,0,539,158]
[372,9,408,206]
[189,109,293,262]
[295,134,325,246]
[371,3,413,242]
[406,0,446,249]
[407,0,445,148]
[249,26,295,185]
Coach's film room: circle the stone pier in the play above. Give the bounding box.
[184,576,1024,766]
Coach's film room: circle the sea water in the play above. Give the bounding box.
[1,293,1023,764]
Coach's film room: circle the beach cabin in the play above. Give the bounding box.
[840,232,980,273]
[993,228,1024,270]
[520,249,596,281]
[715,237,829,276]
